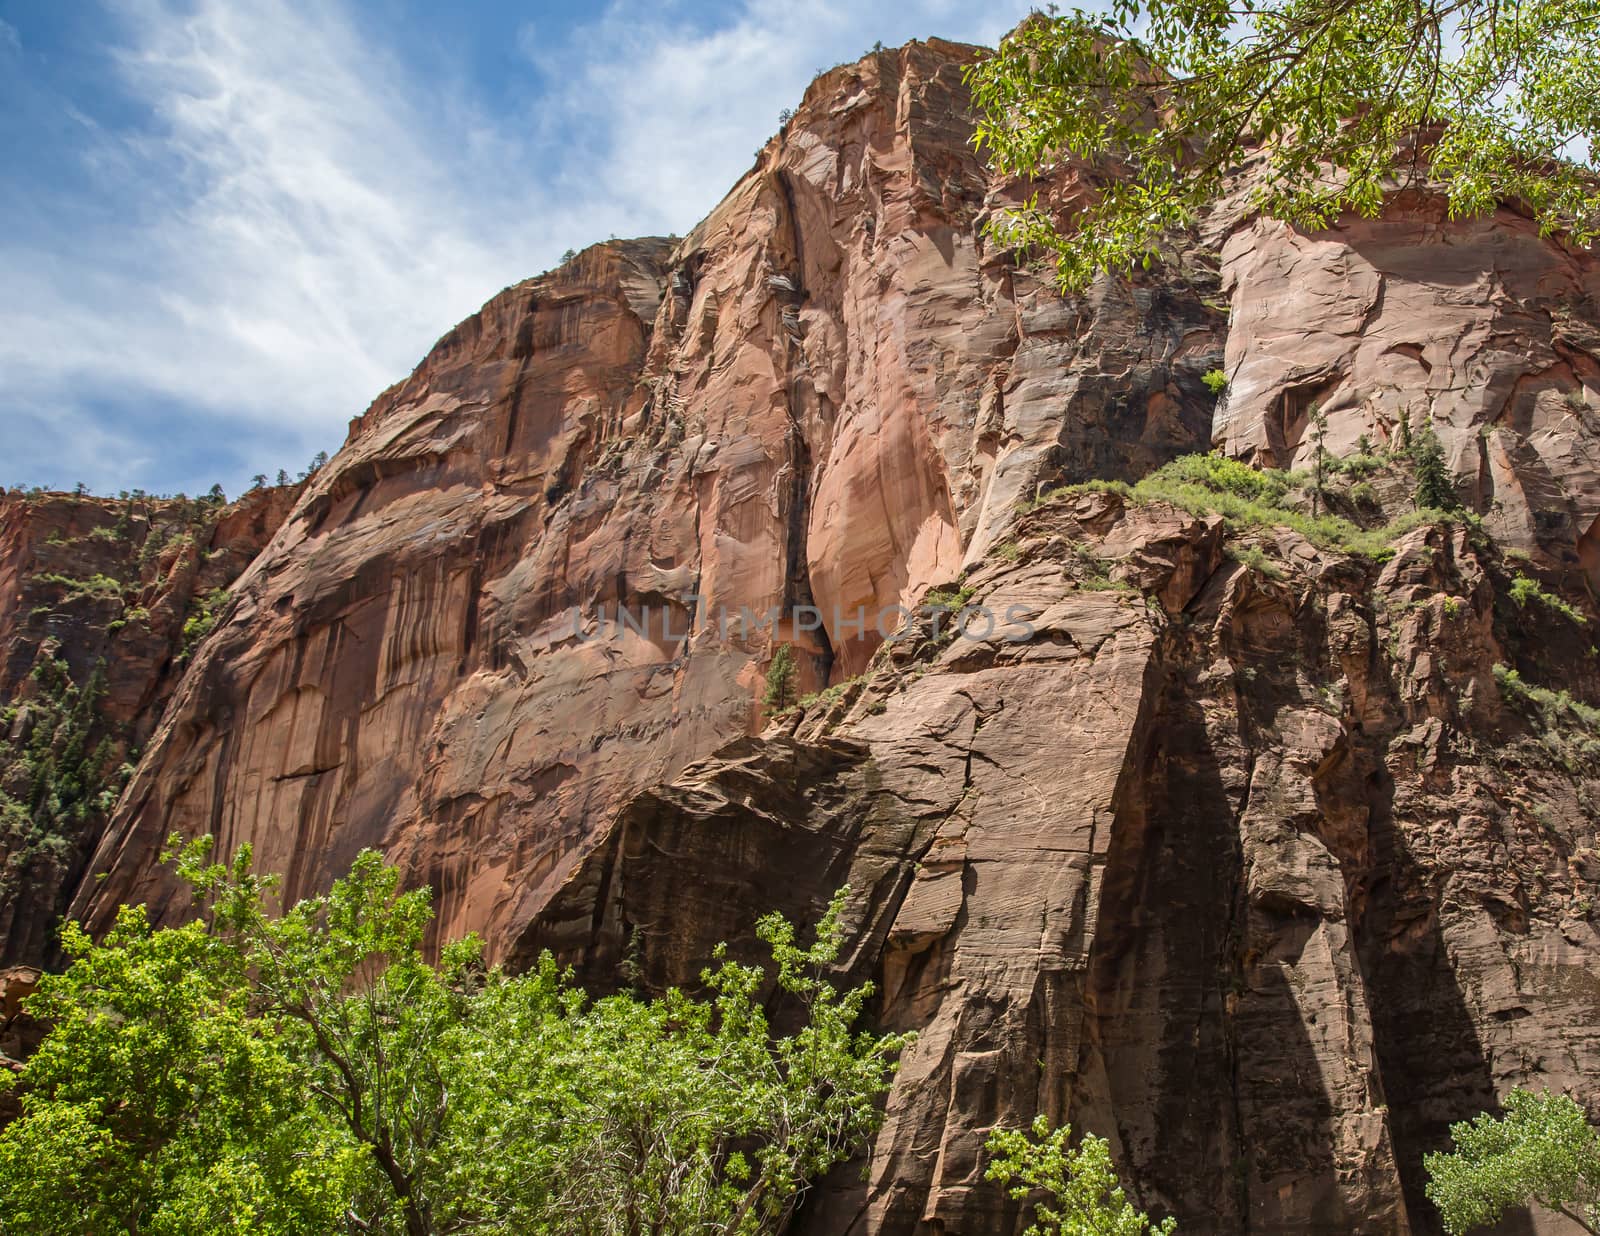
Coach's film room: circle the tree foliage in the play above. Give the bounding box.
[0,654,127,956]
[986,1116,1177,1235]
[1408,417,1459,511]
[763,644,798,713]
[965,0,1600,290]
[1425,1089,1600,1233]
[0,840,909,1235]
[181,586,234,657]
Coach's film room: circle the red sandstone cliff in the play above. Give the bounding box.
[0,32,1595,1236]
[68,39,1225,951]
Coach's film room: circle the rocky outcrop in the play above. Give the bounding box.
[0,487,294,716]
[0,964,42,1123]
[1,30,1595,1236]
[529,490,1600,1235]
[1216,196,1600,580]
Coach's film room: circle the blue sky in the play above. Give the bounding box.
[0,0,1028,498]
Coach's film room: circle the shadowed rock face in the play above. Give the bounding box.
[530,495,1600,1236]
[0,486,295,966]
[0,963,43,1121]
[1,31,1597,1236]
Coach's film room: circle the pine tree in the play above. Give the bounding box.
[1411,420,1458,511]
[763,644,797,713]
[1309,404,1328,518]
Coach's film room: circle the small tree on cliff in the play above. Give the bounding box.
[1425,1090,1600,1233]
[0,839,908,1235]
[1410,419,1459,511]
[964,1,1600,292]
[1309,404,1329,518]
[763,643,798,713]
[987,1116,1177,1235]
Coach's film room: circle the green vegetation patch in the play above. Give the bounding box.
[1322,451,1384,479]
[795,673,865,713]
[762,643,797,713]
[0,843,909,1235]
[1033,452,1466,561]
[1494,664,1600,770]
[921,584,976,611]
[1426,1089,1600,1234]
[1495,664,1600,730]
[29,572,127,602]
[1508,573,1587,625]
[181,586,234,655]
[988,1116,1176,1235]
[0,656,130,930]
[1226,544,1285,580]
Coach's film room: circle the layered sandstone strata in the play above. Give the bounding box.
[531,491,1600,1235]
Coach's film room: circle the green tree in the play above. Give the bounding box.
[181,842,468,1236]
[1410,418,1459,510]
[1309,403,1329,518]
[0,840,906,1235]
[436,891,908,1234]
[0,655,126,962]
[181,587,234,657]
[0,904,351,1234]
[964,1,1600,292]
[763,643,798,713]
[986,1116,1177,1235]
[1425,1089,1600,1233]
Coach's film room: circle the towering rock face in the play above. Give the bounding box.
[69,38,1224,952]
[3,31,1594,1236]
[529,491,1600,1236]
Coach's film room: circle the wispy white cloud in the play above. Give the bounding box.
[1,0,548,492]
[0,19,20,55]
[0,0,1026,495]
[529,0,1024,229]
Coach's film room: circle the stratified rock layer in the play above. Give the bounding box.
[1,32,1590,1236]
